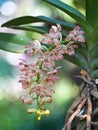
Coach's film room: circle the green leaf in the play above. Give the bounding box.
[45,0,93,34]
[86,0,98,29]
[2,16,75,30]
[8,26,49,34]
[90,42,98,59]
[89,41,98,77]
[90,58,98,70]
[0,33,30,53]
[76,47,88,60]
[0,41,24,53]
[91,69,98,78]
[64,51,88,70]
[90,27,98,43]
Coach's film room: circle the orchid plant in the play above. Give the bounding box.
[0,0,98,130]
[19,25,85,121]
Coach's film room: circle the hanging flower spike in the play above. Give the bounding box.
[19,24,85,120]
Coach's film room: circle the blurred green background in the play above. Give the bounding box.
[0,0,84,130]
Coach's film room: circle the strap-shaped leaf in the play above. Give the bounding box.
[76,47,88,60]
[45,0,93,34]
[88,41,98,78]
[90,58,98,70]
[2,16,75,31]
[90,42,98,59]
[86,0,98,29]
[91,69,98,78]
[90,27,98,43]
[0,33,30,53]
[0,41,25,53]
[64,51,88,70]
[8,26,49,34]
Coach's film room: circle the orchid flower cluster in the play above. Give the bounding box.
[19,24,85,120]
